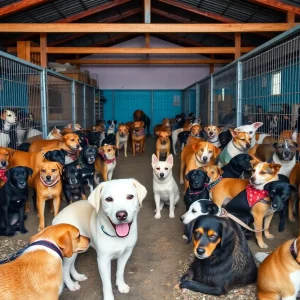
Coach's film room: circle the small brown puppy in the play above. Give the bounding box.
[116,124,129,157]
[0,224,90,300]
[94,144,117,183]
[29,133,81,154]
[257,235,300,299]
[0,147,10,188]
[156,130,171,160]
[131,121,146,156]
[34,162,62,232]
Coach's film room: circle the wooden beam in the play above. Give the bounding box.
[21,46,254,54]
[49,8,142,47]
[0,0,48,17]
[0,23,292,33]
[235,32,241,59]
[17,41,31,61]
[92,34,138,47]
[55,59,232,65]
[249,0,300,15]
[287,11,295,29]
[144,0,151,23]
[145,34,150,48]
[40,33,47,67]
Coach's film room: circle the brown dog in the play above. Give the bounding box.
[257,235,300,299]
[289,162,300,223]
[34,162,62,232]
[131,121,146,156]
[180,141,221,189]
[116,124,129,157]
[0,147,10,188]
[94,144,117,183]
[154,118,171,135]
[156,131,171,160]
[0,224,90,300]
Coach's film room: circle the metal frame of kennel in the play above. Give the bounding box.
[182,25,300,137]
[0,50,102,148]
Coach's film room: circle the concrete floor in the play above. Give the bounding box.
[0,137,299,300]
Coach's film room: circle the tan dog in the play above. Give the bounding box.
[180,141,221,189]
[0,147,10,188]
[0,224,90,300]
[94,144,117,183]
[28,134,81,163]
[204,125,222,148]
[154,118,171,134]
[116,124,129,157]
[34,162,62,231]
[289,162,300,223]
[61,128,74,136]
[156,131,171,160]
[131,121,145,156]
[257,235,300,299]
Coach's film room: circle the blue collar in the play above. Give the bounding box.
[0,240,63,265]
[101,225,117,237]
[204,176,223,191]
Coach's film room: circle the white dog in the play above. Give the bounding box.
[152,154,180,219]
[235,122,265,147]
[0,110,17,147]
[52,178,147,300]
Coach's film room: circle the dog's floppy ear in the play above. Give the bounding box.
[184,219,196,244]
[213,145,221,158]
[220,220,234,248]
[88,182,106,213]
[151,154,159,168]
[166,154,173,167]
[269,163,282,174]
[156,131,161,136]
[204,173,210,184]
[192,142,202,153]
[289,184,299,193]
[25,167,33,177]
[272,142,278,149]
[207,202,220,215]
[185,171,191,181]
[56,163,62,175]
[57,230,73,258]
[131,179,147,206]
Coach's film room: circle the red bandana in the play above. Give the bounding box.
[98,150,117,164]
[0,168,7,183]
[66,150,77,161]
[246,185,269,207]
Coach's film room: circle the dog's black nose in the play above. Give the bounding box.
[203,156,208,161]
[284,151,290,157]
[116,210,128,221]
[246,143,251,148]
[1,161,6,166]
[160,173,164,178]
[272,203,278,209]
[197,248,205,255]
[76,144,80,149]
[46,175,51,180]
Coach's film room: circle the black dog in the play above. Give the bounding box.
[219,128,232,149]
[184,170,210,211]
[87,131,101,147]
[180,215,257,295]
[62,162,84,205]
[74,130,89,148]
[44,149,67,166]
[0,166,33,236]
[175,113,186,129]
[101,133,116,146]
[77,145,97,195]
[221,154,252,178]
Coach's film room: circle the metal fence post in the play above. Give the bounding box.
[210,75,214,124]
[93,88,96,126]
[98,89,101,121]
[236,61,243,127]
[83,84,86,129]
[196,83,200,119]
[112,90,115,120]
[71,80,76,129]
[40,68,48,139]
[151,90,154,136]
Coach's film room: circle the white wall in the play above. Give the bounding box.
[81,36,223,90]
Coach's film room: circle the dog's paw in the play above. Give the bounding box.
[38,226,45,232]
[258,242,269,249]
[7,231,18,237]
[20,228,28,234]
[180,180,184,185]
[25,207,30,213]
[154,213,161,219]
[66,281,81,291]
[169,213,175,218]
[289,216,296,222]
[72,273,88,282]
[182,235,188,240]
[117,283,130,294]
[264,233,274,239]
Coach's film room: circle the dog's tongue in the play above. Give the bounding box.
[115,223,130,237]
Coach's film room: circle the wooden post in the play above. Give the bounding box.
[234,32,241,60]
[210,54,214,73]
[17,41,31,61]
[75,54,80,69]
[287,11,295,29]
[40,33,47,67]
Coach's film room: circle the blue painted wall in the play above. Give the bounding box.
[103,90,183,133]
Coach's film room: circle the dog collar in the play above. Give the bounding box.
[133,128,145,136]
[204,176,222,191]
[100,225,117,237]
[0,240,63,265]
[232,141,247,152]
[189,186,206,195]
[0,168,8,182]
[290,239,299,264]
[98,150,117,164]
[66,150,77,161]
[40,175,60,187]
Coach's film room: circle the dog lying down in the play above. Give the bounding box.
[53,178,147,300]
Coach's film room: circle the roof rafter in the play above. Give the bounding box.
[0,0,49,17]
[249,0,300,15]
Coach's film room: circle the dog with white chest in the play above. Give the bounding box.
[0,110,17,148]
[152,154,180,219]
[52,178,147,300]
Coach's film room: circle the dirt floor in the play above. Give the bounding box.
[0,137,299,300]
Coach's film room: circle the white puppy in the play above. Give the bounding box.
[152,154,180,219]
[52,178,147,300]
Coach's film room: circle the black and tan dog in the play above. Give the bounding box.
[180,215,257,295]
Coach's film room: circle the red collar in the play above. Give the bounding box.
[66,150,78,161]
[98,150,117,164]
[40,175,60,187]
[0,168,7,182]
[246,185,269,207]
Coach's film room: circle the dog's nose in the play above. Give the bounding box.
[203,156,208,161]
[116,210,128,221]
[160,173,164,178]
[209,132,213,136]
[246,143,251,148]
[197,248,205,255]
[76,144,80,148]
[1,161,6,166]
[46,175,51,180]
[272,203,278,209]
[284,151,290,157]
